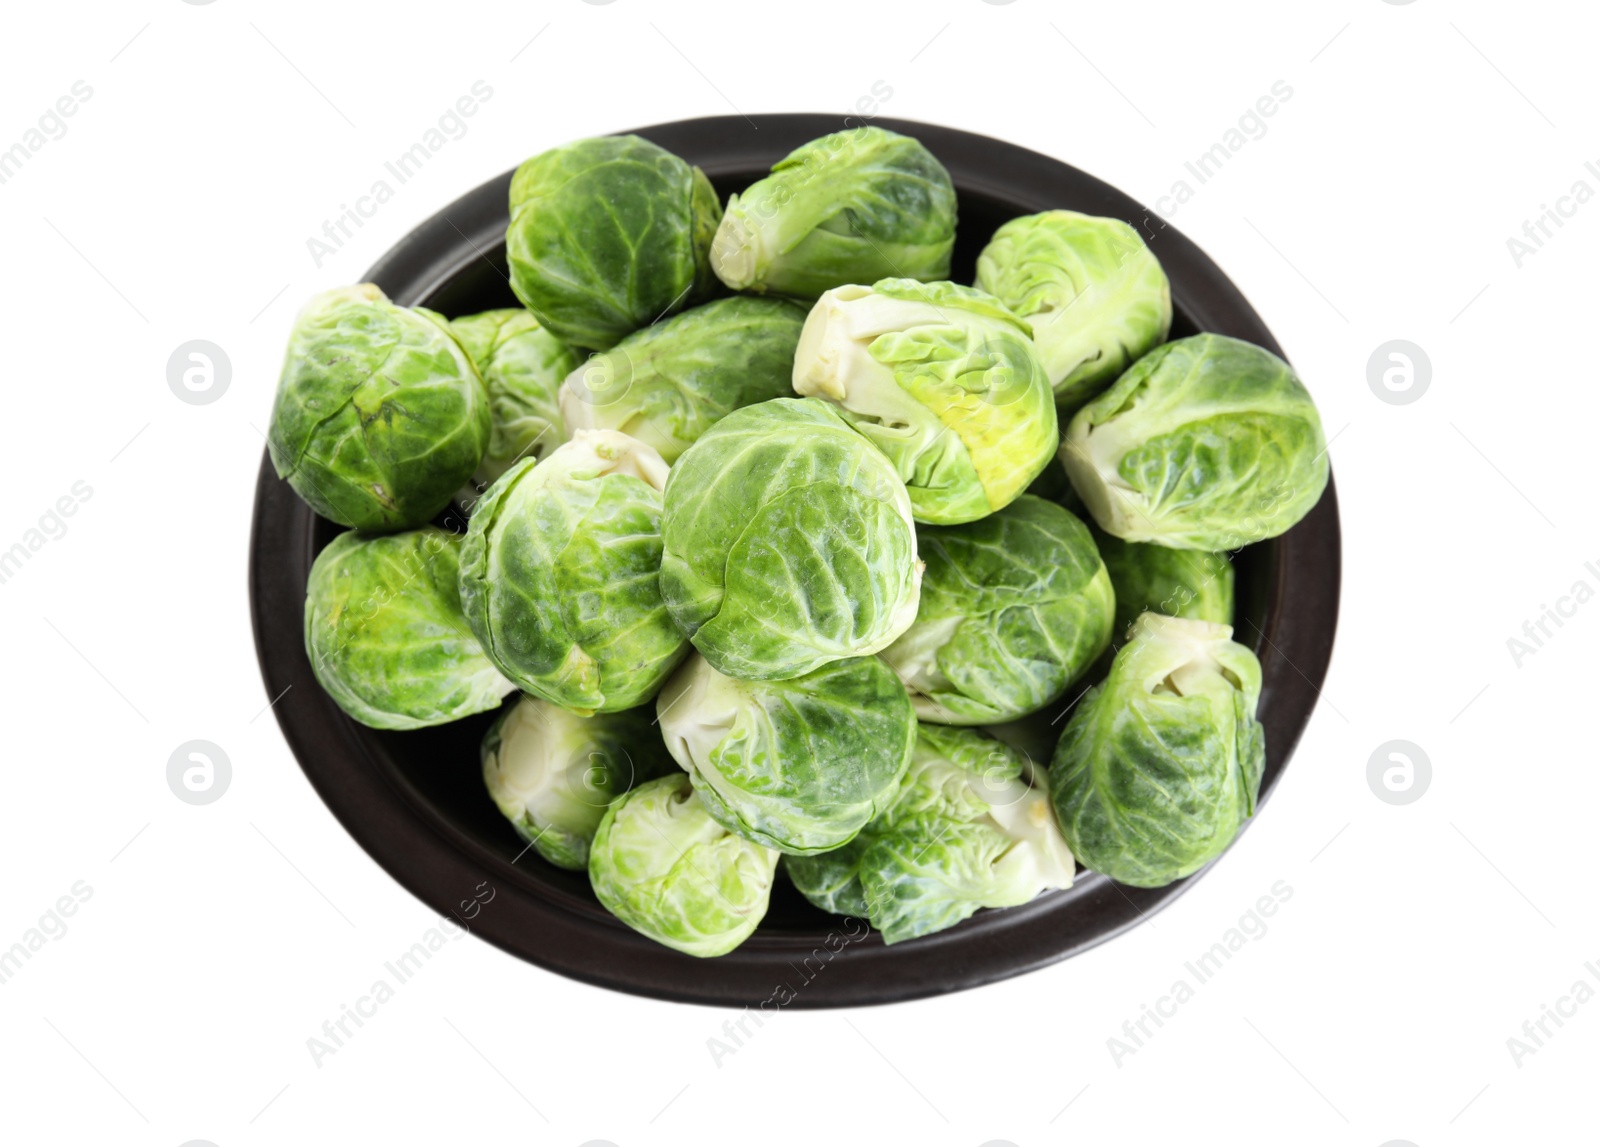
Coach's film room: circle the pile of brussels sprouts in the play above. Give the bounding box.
[269,126,1329,958]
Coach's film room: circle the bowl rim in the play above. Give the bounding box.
[249,112,1341,1008]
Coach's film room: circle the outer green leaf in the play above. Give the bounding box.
[659,397,922,681]
[711,126,955,298]
[1050,613,1265,887]
[793,279,1058,525]
[507,135,721,350]
[1094,528,1234,640]
[975,210,1171,410]
[449,309,580,487]
[559,297,805,462]
[1061,334,1329,549]
[459,431,687,712]
[786,725,1075,944]
[482,695,678,871]
[589,774,779,958]
[881,496,1114,724]
[303,528,513,729]
[656,653,915,854]
[268,285,490,530]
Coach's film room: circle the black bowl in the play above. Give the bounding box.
[249,114,1340,1008]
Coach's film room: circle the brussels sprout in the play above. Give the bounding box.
[786,725,1075,944]
[1050,613,1265,887]
[975,210,1171,410]
[659,397,922,681]
[1095,529,1234,639]
[459,430,688,713]
[559,297,806,463]
[881,496,1113,724]
[304,528,514,729]
[1061,334,1329,550]
[656,653,915,854]
[268,285,490,530]
[793,279,1059,525]
[449,309,581,488]
[507,135,721,350]
[589,773,780,958]
[711,127,956,299]
[482,695,678,870]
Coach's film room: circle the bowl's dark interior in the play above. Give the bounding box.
[322,172,1265,938]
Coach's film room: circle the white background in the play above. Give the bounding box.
[0,1,1592,1144]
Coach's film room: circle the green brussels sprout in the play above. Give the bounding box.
[459,430,688,713]
[880,496,1114,725]
[589,773,780,958]
[656,653,915,854]
[303,528,513,729]
[506,135,721,350]
[786,725,1076,944]
[449,309,581,488]
[1050,613,1265,887]
[482,695,678,870]
[975,210,1171,410]
[1094,528,1234,640]
[711,126,956,299]
[659,397,922,682]
[793,279,1059,525]
[268,285,490,530]
[559,297,806,463]
[1061,334,1329,550]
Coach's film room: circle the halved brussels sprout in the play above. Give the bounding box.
[449,309,580,488]
[589,773,780,958]
[559,297,805,463]
[459,430,687,713]
[268,285,490,530]
[786,725,1076,944]
[482,695,678,870]
[304,528,514,729]
[1050,613,1265,887]
[1061,334,1328,550]
[793,279,1058,525]
[1095,528,1234,640]
[656,653,915,854]
[975,210,1171,410]
[507,135,721,350]
[659,397,922,681]
[711,126,955,298]
[880,496,1113,724]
